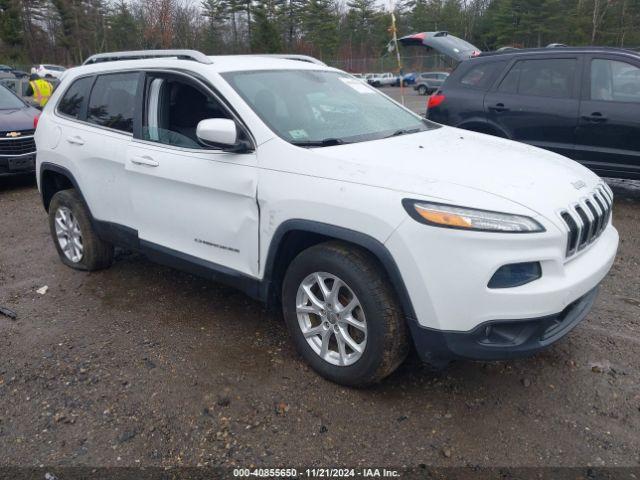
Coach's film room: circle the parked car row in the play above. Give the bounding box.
[350,71,450,90]
[0,65,29,79]
[0,64,66,81]
[413,71,449,94]
[365,72,398,87]
[34,64,66,79]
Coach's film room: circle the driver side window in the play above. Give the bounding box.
[143,76,231,149]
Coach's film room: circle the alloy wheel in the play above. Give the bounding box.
[54,206,83,263]
[295,272,367,366]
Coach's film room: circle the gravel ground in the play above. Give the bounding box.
[379,86,428,115]
[0,173,639,470]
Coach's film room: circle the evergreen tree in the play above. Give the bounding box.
[302,0,339,59]
[0,0,24,60]
[107,0,140,52]
[346,0,379,56]
[251,0,282,51]
[202,0,229,53]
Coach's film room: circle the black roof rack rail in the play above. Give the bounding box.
[83,50,213,66]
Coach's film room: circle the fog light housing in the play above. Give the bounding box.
[488,262,542,289]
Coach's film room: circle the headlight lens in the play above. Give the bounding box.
[403,200,545,233]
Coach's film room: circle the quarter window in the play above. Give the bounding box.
[460,62,504,89]
[498,59,576,98]
[87,73,139,133]
[591,59,640,103]
[58,76,93,119]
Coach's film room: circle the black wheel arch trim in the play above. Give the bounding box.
[260,219,418,321]
[39,162,141,250]
[40,162,86,212]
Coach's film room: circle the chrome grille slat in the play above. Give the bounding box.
[584,199,600,242]
[592,192,607,233]
[598,185,611,205]
[558,184,613,259]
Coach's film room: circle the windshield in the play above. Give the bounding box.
[0,85,25,109]
[222,70,437,146]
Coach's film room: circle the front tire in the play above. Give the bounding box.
[49,189,114,271]
[418,85,428,95]
[282,241,409,387]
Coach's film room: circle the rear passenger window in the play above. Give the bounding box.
[87,73,139,133]
[591,59,640,103]
[499,59,576,98]
[58,77,93,119]
[460,62,504,89]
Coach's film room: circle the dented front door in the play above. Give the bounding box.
[126,140,259,277]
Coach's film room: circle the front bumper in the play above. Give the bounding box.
[0,153,36,176]
[409,286,599,365]
[386,215,618,332]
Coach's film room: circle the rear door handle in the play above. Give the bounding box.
[581,112,607,123]
[489,103,509,113]
[66,135,85,146]
[130,155,159,167]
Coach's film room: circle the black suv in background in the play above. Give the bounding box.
[427,47,640,180]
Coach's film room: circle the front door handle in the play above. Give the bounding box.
[66,135,85,146]
[130,156,159,167]
[581,112,607,123]
[489,103,509,113]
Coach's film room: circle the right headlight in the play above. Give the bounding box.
[402,199,545,233]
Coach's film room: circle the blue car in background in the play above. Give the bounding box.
[400,72,418,86]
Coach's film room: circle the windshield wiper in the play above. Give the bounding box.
[290,138,347,147]
[386,127,422,138]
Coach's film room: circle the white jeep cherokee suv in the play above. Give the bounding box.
[35,50,618,386]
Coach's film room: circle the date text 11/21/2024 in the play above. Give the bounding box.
[232,468,401,477]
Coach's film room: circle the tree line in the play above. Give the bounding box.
[1,0,639,69]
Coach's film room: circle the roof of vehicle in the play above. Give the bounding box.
[66,51,337,81]
[476,46,639,60]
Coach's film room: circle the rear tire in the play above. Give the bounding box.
[282,241,409,387]
[418,85,428,95]
[49,189,114,271]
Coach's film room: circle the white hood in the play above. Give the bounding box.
[307,126,601,219]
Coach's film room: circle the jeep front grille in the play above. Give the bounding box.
[559,184,613,258]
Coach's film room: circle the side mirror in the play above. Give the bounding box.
[196,118,238,147]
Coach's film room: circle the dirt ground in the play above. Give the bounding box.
[385,86,429,115]
[0,174,639,470]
